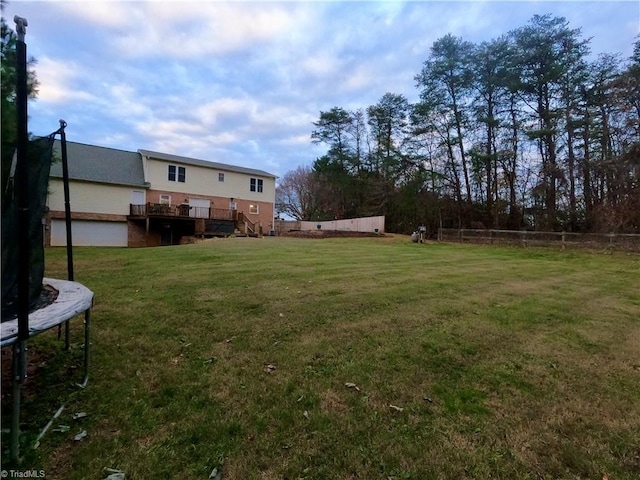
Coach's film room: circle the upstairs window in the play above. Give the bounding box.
[168,165,186,183]
[218,172,225,182]
[250,178,263,193]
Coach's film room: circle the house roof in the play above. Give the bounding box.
[138,149,277,179]
[48,140,277,187]
[50,140,147,187]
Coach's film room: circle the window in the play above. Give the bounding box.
[218,172,225,182]
[250,204,259,214]
[250,177,263,193]
[168,165,186,183]
[159,194,171,205]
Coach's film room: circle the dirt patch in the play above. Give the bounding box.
[1,336,57,412]
[280,230,384,239]
[320,389,350,414]
[1,284,60,406]
[2,284,59,322]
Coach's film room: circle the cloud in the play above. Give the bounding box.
[277,134,314,147]
[34,57,97,104]
[301,52,342,78]
[5,0,637,181]
[105,83,154,119]
[57,1,137,29]
[193,97,257,130]
[57,1,317,60]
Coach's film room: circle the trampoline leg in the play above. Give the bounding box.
[82,309,90,386]
[64,320,70,350]
[11,340,27,463]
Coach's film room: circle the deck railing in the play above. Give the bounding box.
[130,203,234,221]
[237,211,259,235]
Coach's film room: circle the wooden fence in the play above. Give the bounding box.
[438,228,640,252]
[300,216,385,233]
[274,220,301,234]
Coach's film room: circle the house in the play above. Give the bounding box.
[46,141,277,247]
[47,142,147,247]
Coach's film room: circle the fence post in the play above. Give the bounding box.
[562,231,566,251]
[608,232,614,253]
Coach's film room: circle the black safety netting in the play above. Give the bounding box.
[1,134,56,321]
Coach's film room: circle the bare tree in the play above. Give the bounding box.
[275,165,322,220]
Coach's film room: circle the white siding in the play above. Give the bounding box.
[48,179,137,216]
[144,158,275,203]
[51,220,128,247]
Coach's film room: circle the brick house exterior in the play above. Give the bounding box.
[47,141,277,247]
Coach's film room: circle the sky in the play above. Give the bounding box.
[4,0,639,180]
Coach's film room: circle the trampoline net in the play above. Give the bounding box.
[2,134,55,321]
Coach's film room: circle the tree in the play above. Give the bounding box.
[366,93,411,224]
[591,38,640,232]
[305,15,638,234]
[366,93,410,177]
[577,53,621,229]
[310,107,360,218]
[415,34,475,206]
[311,107,354,170]
[275,165,322,221]
[346,108,368,174]
[411,84,465,211]
[511,14,589,229]
[622,36,640,131]
[311,154,353,219]
[470,37,512,227]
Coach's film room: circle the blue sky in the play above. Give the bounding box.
[4,0,639,179]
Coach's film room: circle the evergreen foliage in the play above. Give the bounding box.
[280,15,639,234]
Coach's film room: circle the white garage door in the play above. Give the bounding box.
[51,220,128,247]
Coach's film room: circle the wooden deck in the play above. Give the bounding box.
[128,203,261,238]
[129,203,235,221]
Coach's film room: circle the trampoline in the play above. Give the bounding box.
[2,15,94,463]
[1,278,93,460]
[1,278,93,350]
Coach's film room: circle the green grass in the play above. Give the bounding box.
[2,236,639,479]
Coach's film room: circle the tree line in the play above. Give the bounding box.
[276,15,640,234]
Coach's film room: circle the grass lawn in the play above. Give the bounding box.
[2,236,639,479]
